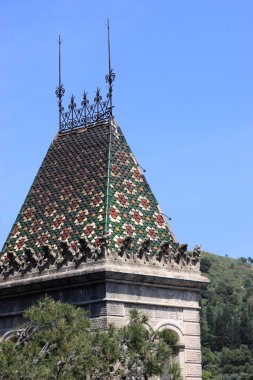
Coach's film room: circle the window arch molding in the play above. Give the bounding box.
[155,321,184,346]
[0,329,17,343]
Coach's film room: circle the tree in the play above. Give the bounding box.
[220,345,253,377]
[214,305,236,350]
[240,306,253,348]
[0,297,182,380]
[200,257,212,273]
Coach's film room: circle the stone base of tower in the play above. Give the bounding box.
[0,261,208,379]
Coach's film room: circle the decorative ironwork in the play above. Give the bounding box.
[56,82,115,133]
[55,22,116,133]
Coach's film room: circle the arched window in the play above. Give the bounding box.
[156,323,185,380]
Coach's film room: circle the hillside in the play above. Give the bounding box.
[200,252,253,380]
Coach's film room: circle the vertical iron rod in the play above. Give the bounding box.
[96,89,100,116]
[58,35,62,88]
[58,35,62,131]
[107,19,113,112]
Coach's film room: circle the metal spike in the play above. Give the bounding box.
[105,19,115,115]
[56,35,65,131]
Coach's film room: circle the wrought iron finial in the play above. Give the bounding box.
[55,84,65,99]
[82,91,89,107]
[94,88,101,121]
[105,19,115,116]
[81,92,89,127]
[94,87,102,103]
[68,95,77,129]
[69,95,76,111]
[56,35,65,131]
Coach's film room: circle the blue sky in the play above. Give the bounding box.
[0,0,252,258]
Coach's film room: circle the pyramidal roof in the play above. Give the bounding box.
[0,31,201,278]
[2,119,177,257]
[1,115,201,278]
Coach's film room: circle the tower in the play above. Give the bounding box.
[0,28,208,379]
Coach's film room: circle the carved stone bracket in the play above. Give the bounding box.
[113,240,201,271]
[137,238,151,261]
[118,236,133,260]
[0,235,201,279]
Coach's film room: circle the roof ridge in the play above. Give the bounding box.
[103,118,114,237]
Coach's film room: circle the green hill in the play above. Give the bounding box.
[200,252,253,380]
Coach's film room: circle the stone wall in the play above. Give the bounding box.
[0,261,208,379]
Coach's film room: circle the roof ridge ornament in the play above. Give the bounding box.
[55,23,116,133]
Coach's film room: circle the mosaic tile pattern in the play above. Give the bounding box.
[109,124,177,254]
[1,120,177,257]
[2,124,108,254]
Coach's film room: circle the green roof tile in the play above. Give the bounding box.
[2,119,177,258]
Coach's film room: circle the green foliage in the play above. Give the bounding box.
[201,252,253,378]
[202,370,214,380]
[0,297,182,380]
[200,257,212,273]
[158,328,178,348]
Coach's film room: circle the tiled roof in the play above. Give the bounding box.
[2,119,177,257]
